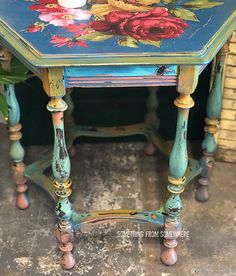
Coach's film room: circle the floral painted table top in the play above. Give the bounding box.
[0,0,236,66]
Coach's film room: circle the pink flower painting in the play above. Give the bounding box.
[39,9,91,26]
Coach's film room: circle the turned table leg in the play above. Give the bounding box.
[5,84,30,209]
[42,68,75,269]
[47,97,75,269]
[64,88,76,158]
[161,66,198,265]
[161,94,194,265]
[144,87,159,155]
[196,44,228,202]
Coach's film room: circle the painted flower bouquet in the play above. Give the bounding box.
[26,0,224,48]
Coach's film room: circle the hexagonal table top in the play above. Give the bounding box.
[0,0,236,66]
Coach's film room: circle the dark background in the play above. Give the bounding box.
[15,64,211,146]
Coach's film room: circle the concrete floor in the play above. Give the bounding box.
[0,123,236,276]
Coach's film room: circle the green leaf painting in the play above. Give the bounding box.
[183,1,224,10]
[118,36,139,48]
[161,0,179,4]
[139,40,162,47]
[78,32,115,42]
[170,8,199,22]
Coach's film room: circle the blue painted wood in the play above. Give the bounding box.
[5,83,30,209]
[0,1,236,66]
[64,65,177,87]
[201,61,223,154]
[52,122,71,183]
[8,140,25,163]
[202,133,217,154]
[161,98,191,266]
[5,84,20,126]
[64,65,206,88]
[64,77,177,88]
[66,65,206,78]
[169,108,189,179]
[56,198,73,221]
[5,84,25,162]
[0,0,232,54]
[206,62,223,119]
[165,194,183,217]
[65,65,178,77]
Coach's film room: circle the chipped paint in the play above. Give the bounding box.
[56,128,68,160]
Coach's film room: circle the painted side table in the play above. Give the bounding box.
[1,0,236,270]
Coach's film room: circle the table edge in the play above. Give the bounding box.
[1,11,236,68]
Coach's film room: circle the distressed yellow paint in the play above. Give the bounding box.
[47,98,67,112]
[178,65,199,94]
[42,68,65,97]
[0,46,12,72]
[174,93,195,108]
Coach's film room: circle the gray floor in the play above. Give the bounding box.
[0,123,236,276]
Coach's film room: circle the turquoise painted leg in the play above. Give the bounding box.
[196,44,228,202]
[144,87,159,155]
[47,97,75,270]
[161,94,194,266]
[64,88,76,158]
[5,84,30,209]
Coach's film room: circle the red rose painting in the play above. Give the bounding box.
[25,0,224,48]
[90,8,188,42]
